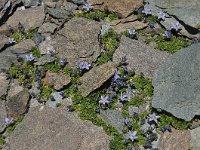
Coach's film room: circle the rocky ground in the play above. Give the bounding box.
[0,0,200,150]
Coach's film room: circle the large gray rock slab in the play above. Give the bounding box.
[0,73,10,97]
[22,0,42,7]
[152,43,200,121]
[0,100,7,133]
[146,0,200,29]
[113,36,169,78]
[79,62,115,97]
[55,17,102,67]
[6,80,30,118]
[47,8,71,19]
[4,106,110,150]
[190,127,200,150]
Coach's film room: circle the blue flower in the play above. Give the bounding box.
[161,126,166,133]
[100,24,111,36]
[163,31,172,40]
[83,2,93,11]
[99,96,110,105]
[78,61,91,72]
[121,56,128,62]
[124,118,132,128]
[8,38,16,44]
[4,117,13,126]
[128,29,137,36]
[142,7,152,15]
[130,82,135,89]
[148,113,160,124]
[126,131,138,142]
[25,54,35,62]
[171,21,182,32]
[119,92,129,102]
[192,37,199,43]
[47,48,56,57]
[6,24,14,33]
[157,11,165,21]
[59,59,65,67]
[148,22,155,28]
[167,125,172,132]
[144,141,152,149]
[66,105,75,112]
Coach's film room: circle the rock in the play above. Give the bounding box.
[79,62,115,97]
[5,106,110,150]
[35,55,56,65]
[38,37,56,54]
[88,0,143,18]
[112,21,148,34]
[0,73,10,97]
[55,17,102,67]
[99,109,124,134]
[190,119,200,129]
[71,0,85,5]
[22,0,42,7]
[113,36,169,78]
[32,33,45,45]
[47,8,71,19]
[4,6,45,30]
[158,129,190,150]
[12,39,36,51]
[0,54,15,71]
[38,22,58,34]
[128,101,151,115]
[6,80,30,118]
[0,100,7,132]
[146,0,200,29]
[63,2,78,14]
[43,71,71,90]
[0,35,8,50]
[46,92,68,108]
[109,15,138,26]
[190,127,200,149]
[152,43,200,121]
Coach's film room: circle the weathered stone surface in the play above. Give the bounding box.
[63,2,78,14]
[47,8,71,19]
[128,101,151,116]
[0,100,7,132]
[35,55,56,65]
[152,43,200,121]
[190,127,200,150]
[6,80,30,118]
[109,15,138,26]
[88,0,143,18]
[146,0,200,29]
[38,37,56,54]
[158,129,190,150]
[5,106,110,150]
[79,62,115,97]
[46,92,67,108]
[112,21,148,34]
[55,17,102,67]
[99,109,124,134]
[43,71,71,90]
[0,35,8,50]
[5,6,45,30]
[12,39,36,51]
[113,36,169,78]
[0,73,9,97]
[38,22,58,34]
[22,0,42,7]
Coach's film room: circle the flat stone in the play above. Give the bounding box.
[152,43,200,121]
[113,36,169,78]
[5,106,110,150]
[22,0,42,7]
[0,100,7,132]
[35,55,56,65]
[38,22,58,34]
[47,8,71,19]
[99,109,124,134]
[0,73,9,97]
[112,21,148,34]
[158,129,190,150]
[79,62,115,97]
[46,92,67,108]
[0,35,8,50]
[190,127,200,150]
[88,0,143,18]
[43,71,71,90]
[109,15,138,26]
[63,2,78,14]
[55,17,102,67]
[6,80,30,118]
[12,39,36,51]
[38,37,56,54]
[5,6,45,30]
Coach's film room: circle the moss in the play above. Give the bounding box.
[10,30,25,43]
[0,135,6,147]
[96,52,113,65]
[40,85,54,101]
[155,34,191,53]
[76,10,118,21]
[6,115,24,134]
[25,28,38,39]
[43,59,62,73]
[31,47,41,58]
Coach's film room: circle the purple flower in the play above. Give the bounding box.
[148,22,155,28]
[47,49,56,57]
[148,113,160,124]
[157,11,165,21]
[66,105,74,112]
[25,54,35,62]
[142,7,152,15]
[6,24,14,33]
[59,59,65,67]
[128,29,137,36]
[163,31,172,39]
[121,56,128,62]
[112,69,121,82]
[123,66,128,73]
[119,92,129,102]
[4,117,13,126]
[167,125,172,132]
[83,2,93,11]
[161,126,166,133]
[126,131,138,142]
[130,82,135,89]
[78,61,91,71]
[192,37,199,43]
[144,141,152,149]
[8,38,16,44]
[171,21,182,31]
[99,96,110,105]
[124,118,132,128]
